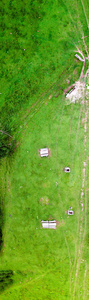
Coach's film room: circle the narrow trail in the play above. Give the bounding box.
[54,81,85,297]
[72,89,88,299]
[80,0,89,29]
[69,103,83,296]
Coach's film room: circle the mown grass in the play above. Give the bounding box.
[1,94,89,298]
[0,0,89,298]
[1,0,88,135]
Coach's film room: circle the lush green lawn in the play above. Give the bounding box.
[1,94,89,298]
[0,0,89,298]
[1,0,88,137]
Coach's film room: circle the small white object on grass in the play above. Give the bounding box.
[68,210,74,215]
[63,167,70,173]
[41,220,56,229]
[40,148,49,157]
[66,81,86,104]
[75,54,84,62]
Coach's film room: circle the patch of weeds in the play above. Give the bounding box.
[0,270,13,292]
[40,196,50,205]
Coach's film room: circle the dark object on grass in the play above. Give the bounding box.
[9,215,11,217]
[0,270,13,291]
[63,167,70,173]
[68,210,74,215]
[64,84,75,95]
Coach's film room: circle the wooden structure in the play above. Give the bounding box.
[41,220,56,229]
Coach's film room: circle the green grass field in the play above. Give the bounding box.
[0,0,89,299]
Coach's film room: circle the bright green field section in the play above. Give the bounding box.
[1,0,89,129]
[1,96,89,299]
[0,0,89,299]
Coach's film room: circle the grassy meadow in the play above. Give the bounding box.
[0,0,89,299]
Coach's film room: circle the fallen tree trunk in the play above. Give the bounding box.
[64,84,75,94]
[80,59,86,79]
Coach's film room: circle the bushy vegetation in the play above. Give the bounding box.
[0,0,89,298]
[0,270,13,291]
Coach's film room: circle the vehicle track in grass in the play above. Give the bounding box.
[15,54,77,145]
[69,102,83,297]
[69,97,85,288]
[72,90,88,299]
[54,66,88,298]
[69,63,89,298]
[54,82,84,296]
